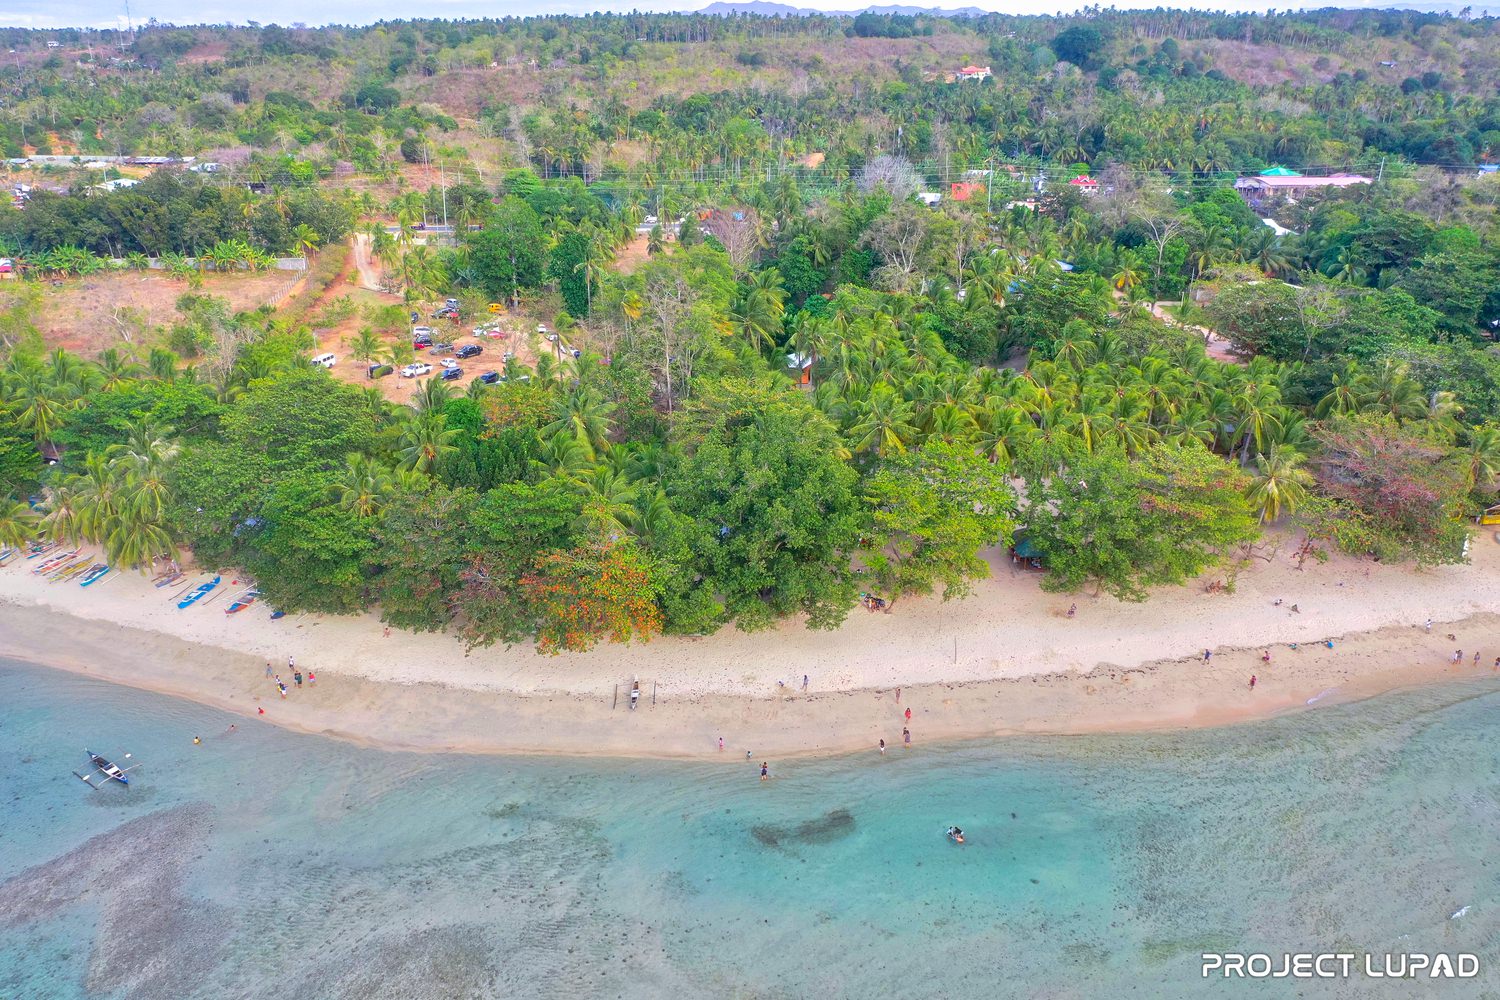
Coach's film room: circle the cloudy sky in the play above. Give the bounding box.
[0,0,1474,30]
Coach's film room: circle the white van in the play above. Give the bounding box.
[311,353,337,369]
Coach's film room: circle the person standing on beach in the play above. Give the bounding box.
[903,727,911,747]
[1249,675,1257,690]
[802,674,808,691]
[383,625,391,638]
[294,670,303,688]
[1262,650,1271,663]
[760,762,768,781]
[904,707,912,723]
[308,671,315,686]
[1203,649,1212,663]
[1453,650,1463,663]
[265,662,273,679]
[879,739,886,755]
[278,681,287,699]
[288,655,295,672]
[718,736,724,752]
[1425,618,1433,632]
[1474,652,1481,666]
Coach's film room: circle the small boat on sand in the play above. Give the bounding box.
[178,576,221,609]
[79,564,112,587]
[154,571,186,589]
[33,549,79,574]
[50,559,93,582]
[225,589,261,614]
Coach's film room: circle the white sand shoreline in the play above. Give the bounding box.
[4,530,1500,758]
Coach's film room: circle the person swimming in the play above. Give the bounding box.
[947,826,965,843]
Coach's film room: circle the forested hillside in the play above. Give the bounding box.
[0,9,1497,653]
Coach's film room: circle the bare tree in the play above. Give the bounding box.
[1134,212,1186,298]
[856,154,923,202]
[703,207,763,273]
[860,202,936,294]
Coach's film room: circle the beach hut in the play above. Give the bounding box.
[1009,530,1044,570]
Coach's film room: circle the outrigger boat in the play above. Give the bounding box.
[79,564,112,587]
[25,539,61,560]
[73,749,139,789]
[54,560,99,583]
[154,571,186,589]
[48,558,92,582]
[32,548,80,574]
[0,546,15,567]
[224,589,261,614]
[178,575,221,609]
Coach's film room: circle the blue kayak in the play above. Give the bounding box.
[178,575,221,609]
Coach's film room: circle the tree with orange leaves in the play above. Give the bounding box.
[520,533,664,654]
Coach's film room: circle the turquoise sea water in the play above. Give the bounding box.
[2,660,1499,999]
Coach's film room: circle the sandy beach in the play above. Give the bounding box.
[4,532,1499,758]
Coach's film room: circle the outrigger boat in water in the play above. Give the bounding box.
[178,576,221,609]
[74,750,139,789]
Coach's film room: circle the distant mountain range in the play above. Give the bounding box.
[699,2,990,16]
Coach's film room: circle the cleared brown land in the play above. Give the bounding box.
[29,269,304,358]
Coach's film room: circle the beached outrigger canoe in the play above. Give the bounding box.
[225,589,261,614]
[178,576,221,609]
[32,548,80,574]
[73,750,139,789]
[79,564,112,587]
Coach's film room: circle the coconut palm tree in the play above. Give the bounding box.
[0,495,40,549]
[544,386,616,458]
[411,378,453,416]
[1460,424,1500,493]
[6,369,74,448]
[847,383,917,458]
[334,453,395,517]
[397,412,460,474]
[1245,448,1313,525]
[1314,362,1370,418]
[728,268,786,356]
[349,327,385,377]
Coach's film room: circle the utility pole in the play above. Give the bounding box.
[1376,157,1385,184]
[986,156,994,214]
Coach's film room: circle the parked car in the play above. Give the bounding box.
[440,358,460,370]
[400,363,432,378]
[478,371,500,385]
[0,258,13,273]
[439,366,463,381]
[368,364,394,379]
[433,307,459,320]
[429,342,453,355]
[412,325,433,337]
[444,298,459,309]
[455,343,482,359]
[310,352,337,368]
